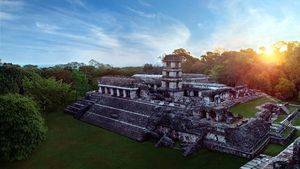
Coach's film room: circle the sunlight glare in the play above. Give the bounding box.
[258,46,281,64]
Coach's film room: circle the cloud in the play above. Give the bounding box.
[36,22,60,32]
[0,11,14,21]
[27,4,190,66]
[126,7,156,18]
[0,0,24,9]
[65,0,86,8]
[5,0,299,66]
[138,0,152,7]
[205,0,300,51]
[0,0,24,21]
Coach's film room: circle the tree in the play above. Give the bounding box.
[143,64,162,74]
[72,70,89,98]
[41,67,73,84]
[173,48,192,57]
[0,94,46,161]
[274,77,296,100]
[0,63,24,94]
[24,76,76,113]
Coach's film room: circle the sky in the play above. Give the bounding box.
[0,0,300,67]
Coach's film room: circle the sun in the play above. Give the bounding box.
[264,46,274,55]
[258,46,281,64]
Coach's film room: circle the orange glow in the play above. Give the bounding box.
[258,46,283,65]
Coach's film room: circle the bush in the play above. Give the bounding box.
[0,64,24,94]
[0,94,47,161]
[72,70,89,98]
[24,76,76,113]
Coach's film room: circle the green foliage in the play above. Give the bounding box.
[0,94,47,161]
[72,70,89,97]
[41,67,74,84]
[275,77,296,100]
[142,64,162,74]
[24,76,76,113]
[0,64,24,94]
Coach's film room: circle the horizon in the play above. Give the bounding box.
[1,0,300,66]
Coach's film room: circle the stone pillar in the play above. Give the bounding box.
[104,87,108,94]
[161,81,166,88]
[110,88,114,96]
[206,112,210,119]
[190,91,194,97]
[130,90,136,99]
[99,86,102,93]
[216,112,222,122]
[204,97,210,104]
[123,90,127,98]
[117,89,120,97]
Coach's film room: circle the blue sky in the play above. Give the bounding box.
[0,0,299,66]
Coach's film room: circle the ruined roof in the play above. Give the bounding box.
[163,54,185,62]
[99,76,140,88]
[200,88,233,96]
[182,73,209,78]
[132,74,162,85]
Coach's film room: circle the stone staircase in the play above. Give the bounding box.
[77,94,165,141]
[65,92,100,119]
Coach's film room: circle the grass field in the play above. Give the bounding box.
[2,112,248,169]
[230,97,275,118]
[263,144,286,156]
[263,130,300,156]
[274,114,286,123]
[293,116,300,126]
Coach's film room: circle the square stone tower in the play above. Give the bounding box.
[161,54,184,99]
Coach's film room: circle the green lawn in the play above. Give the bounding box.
[263,130,300,156]
[230,97,275,118]
[263,144,286,156]
[274,114,286,123]
[293,116,300,126]
[2,112,248,169]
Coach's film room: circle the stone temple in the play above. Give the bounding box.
[65,54,299,160]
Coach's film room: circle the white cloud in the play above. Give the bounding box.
[205,1,300,51]
[0,11,13,21]
[126,7,156,18]
[65,0,86,8]
[138,0,152,7]
[36,22,60,32]
[0,0,24,9]
[0,0,24,21]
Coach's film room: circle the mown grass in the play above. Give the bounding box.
[2,112,248,169]
[274,114,286,123]
[293,116,300,126]
[230,97,275,118]
[263,130,300,156]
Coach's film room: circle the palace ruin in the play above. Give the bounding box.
[65,54,299,165]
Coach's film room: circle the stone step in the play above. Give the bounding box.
[81,111,147,141]
[89,103,150,127]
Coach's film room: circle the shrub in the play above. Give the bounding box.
[0,94,47,161]
[72,70,89,98]
[0,64,24,94]
[24,76,76,113]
